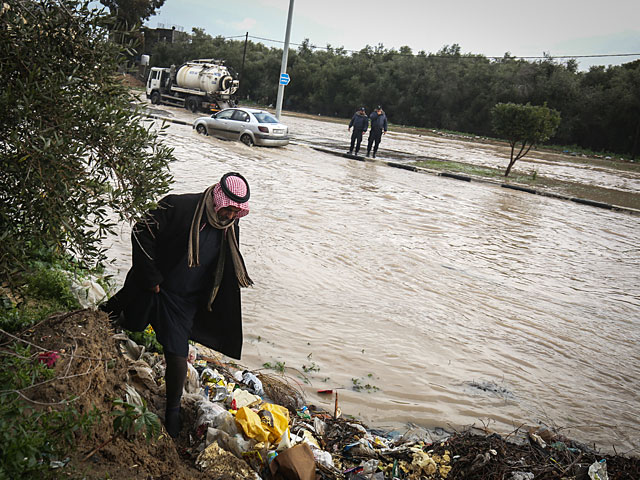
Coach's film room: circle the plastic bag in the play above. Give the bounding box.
[187,345,198,364]
[235,403,290,445]
[242,371,264,396]
[71,277,107,309]
[588,460,609,480]
[200,368,224,385]
[313,417,326,436]
[208,385,229,402]
[312,448,333,469]
[205,427,253,457]
[185,363,201,394]
[236,407,269,443]
[195,399,229,429]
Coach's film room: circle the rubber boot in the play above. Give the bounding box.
[165,406,181,438]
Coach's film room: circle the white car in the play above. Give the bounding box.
[193,107,289,147]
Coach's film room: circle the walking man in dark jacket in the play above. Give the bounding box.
[348,107,369,156]
[101,172,252,438]
[366,106,388,158]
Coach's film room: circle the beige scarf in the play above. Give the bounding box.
[188,186,253,310]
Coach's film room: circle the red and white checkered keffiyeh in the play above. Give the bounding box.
[213,176,249,217]
[187,174,253,308]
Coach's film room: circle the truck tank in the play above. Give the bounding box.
[175,60,238,96]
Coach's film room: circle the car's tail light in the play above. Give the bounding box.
[258,126,269,133]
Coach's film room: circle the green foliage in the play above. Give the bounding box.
[263,361,286,373]
[0,0,174,283]
[302,352,320,373]
[0,249,109,332]
[491,102,561,176]
[491,102,561,145]
[126,325,163,353]
[100,0,166,27]
[0,304,58,333]
[0,343,102,479]
[25,269,78,310]
[111,398,161,443]
[351,376,380,392]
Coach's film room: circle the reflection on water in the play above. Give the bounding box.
[105,117,640,453]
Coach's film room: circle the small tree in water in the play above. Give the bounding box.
[491,103,561,177]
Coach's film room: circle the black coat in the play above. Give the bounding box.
[105,192,244,359]
[369,111,388,132]
[349,112,369,132]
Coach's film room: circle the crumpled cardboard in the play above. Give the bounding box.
[269,443,316,480]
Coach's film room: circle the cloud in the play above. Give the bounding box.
[256,0,289,10]
[232,18,257,31]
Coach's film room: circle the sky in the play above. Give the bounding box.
[146,0,640,71]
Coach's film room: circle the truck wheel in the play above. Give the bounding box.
[150,91,160,105]
[196,124,207,135]
[240,134,254,147]
[220,76,233,91]
[186,97,199,113]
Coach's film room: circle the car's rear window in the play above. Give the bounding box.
[253,113,279,124]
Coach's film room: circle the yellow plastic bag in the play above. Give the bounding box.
[260,403,290,444]
[235,404,290,445]
[235,407,269,443]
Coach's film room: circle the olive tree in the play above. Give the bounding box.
[0,0,174,281]
[491,102,561,177]
[100,0,166,28]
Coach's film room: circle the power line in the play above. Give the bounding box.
[234,34,640,61]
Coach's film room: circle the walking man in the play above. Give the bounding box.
[348,106,369,156]
[366,106,388,158]
[101,172,252,438]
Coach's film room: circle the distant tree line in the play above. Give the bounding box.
[146,29,640,157]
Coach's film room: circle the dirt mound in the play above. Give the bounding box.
[21,309,219,479]
[120,73,145,88]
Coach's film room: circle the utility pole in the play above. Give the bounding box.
[239,32,248,97]
[275,0,294,120]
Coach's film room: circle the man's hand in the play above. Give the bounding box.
[151,284,160,293]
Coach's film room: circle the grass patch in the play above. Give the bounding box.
[414,158,544,184]
[417,159,501,177]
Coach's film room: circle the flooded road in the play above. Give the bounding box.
[282,114,640,210]
[105,110,640,453]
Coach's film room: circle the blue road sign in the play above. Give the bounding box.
[279,73,290,86]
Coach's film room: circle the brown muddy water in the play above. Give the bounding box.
[104,108,640,454]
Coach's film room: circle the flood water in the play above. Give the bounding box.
[104,111,640,454]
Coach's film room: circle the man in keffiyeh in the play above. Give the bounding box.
[101,172,253,438]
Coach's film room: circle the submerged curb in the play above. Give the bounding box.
[145,113,190,126]
[309,145,640,216]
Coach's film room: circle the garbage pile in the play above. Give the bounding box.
[116,334,639,480]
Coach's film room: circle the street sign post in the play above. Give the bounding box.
[279,73,290,86]
[275,0,295,119]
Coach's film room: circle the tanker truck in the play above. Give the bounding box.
[146,59,239,113]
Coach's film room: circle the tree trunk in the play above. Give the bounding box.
[505,160,516,177]
[505,143,516,177]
